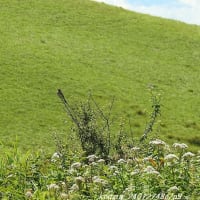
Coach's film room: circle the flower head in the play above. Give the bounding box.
[117,159,126,164]
[92,176,107,185]
[87,155,98,162]
[131,169,140,176]
[91,161,97,166]
[71,162,81,169]
[149,139,166,147]
[70,184,79,192]
[25,190,33,199]
[60,193,69,199]
[173,143,188,150]
[164,154,178,162]
[131,147,140,151]
[75,176,84,185]
[97,159,105,163]
[47,183,59,191]
[182,152,195,160]
[109,165,118,171]
[144,166,160,175]
[51,152,61,162]
[168,186,179,193]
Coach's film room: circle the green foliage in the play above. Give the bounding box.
[57,89,113,158]
[1,0,200,151]
[0,139,200,199]
[140,91,161,141]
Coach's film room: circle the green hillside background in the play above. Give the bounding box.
[1,0,200,151]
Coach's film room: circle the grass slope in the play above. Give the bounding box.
[0,0,200,151]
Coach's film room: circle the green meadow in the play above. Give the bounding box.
[1,0,200,152]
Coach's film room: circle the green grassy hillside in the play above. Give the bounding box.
[1,0,200,151]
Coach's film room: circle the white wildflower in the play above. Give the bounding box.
[117,159,126,164]
[173,143,188,150]
[60,193,69,199]
[113,170,120,175]
[144,166,160,175]
[92,176,107,185]
[131,169,140,176]
[7,174,13,178]
[109,165,118,171]
[149,139,166,146]
[168,186,179,193]
[70,183,79,192]
[68,168,75,174]
[143,156,152,162]
[164,154,178,162]
[131,147,140,151]
[87,155,98,162]
[91,161,97,166]
[182,152,195,160]
[75,176,84,185]
[92,176,99,181]
[47,183,60,191]
[97,159,105,163]
[71,162,81,169]
[51,152,61,162]
[25,190,33,199]
[60,181,67,189]
[144,165,155,172]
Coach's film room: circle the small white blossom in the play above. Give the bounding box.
[168,186,179,193]
[92,176,99,181]
[143,156,152,162]
[97,159,105,163]
[92,176,107,185]
[60,181,67,189]
[71,162,81,169]
[109,165,118,171]
[7,174,13,178]
[70,183,79,192]
[68,168,75,174]
[131,147,140,151]
[60,193,69,199]
[144,166,160,175]
[144,165,155,172]
[47,183,60,191]
[173,143,188,150]
[87,155,98,162]
[131,169,140,176]
[182,152,195,160]
[117,159,126,164]
[164,154,178,162]
[149,139,166,146]
[51,152,61,162]
[91,161,97,166]
[75,176,84,185]
[113,170,120,175]
[25,190,33,199]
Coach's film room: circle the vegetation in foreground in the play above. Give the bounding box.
[0,138,200,199]
[1,92,199,199]
[1,0,200,151]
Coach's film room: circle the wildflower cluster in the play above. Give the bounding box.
[0,139,200,199]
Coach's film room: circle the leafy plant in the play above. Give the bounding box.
[57,89,114,158]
